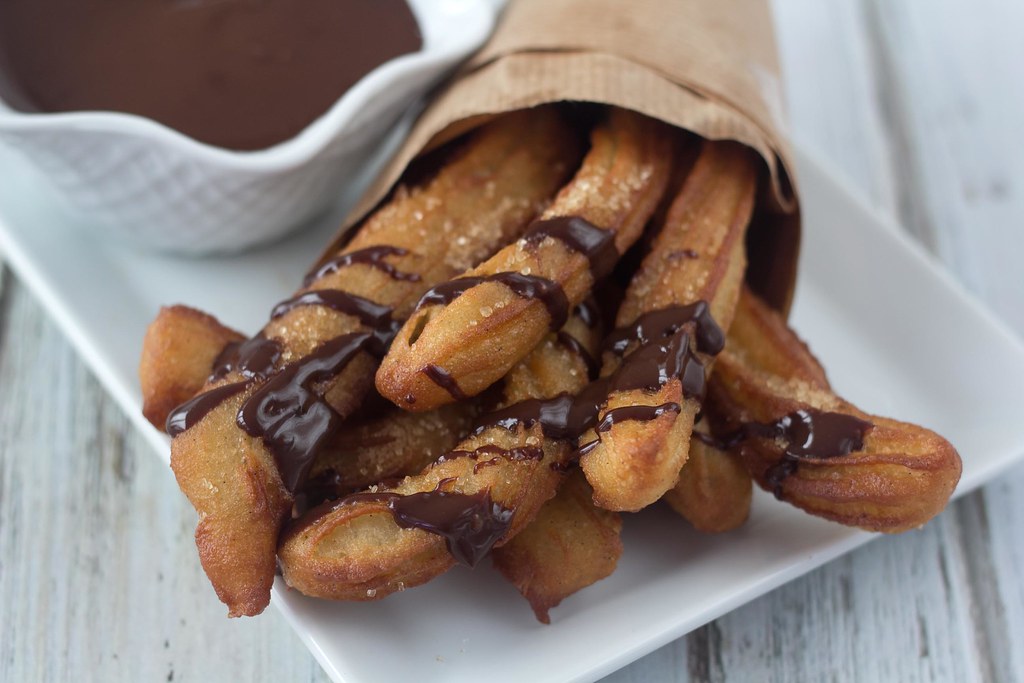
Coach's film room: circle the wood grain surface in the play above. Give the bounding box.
[1,1,1022,681]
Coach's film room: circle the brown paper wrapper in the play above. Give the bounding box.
[324,0,801,312]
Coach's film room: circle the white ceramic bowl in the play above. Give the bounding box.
[0,0,495,254]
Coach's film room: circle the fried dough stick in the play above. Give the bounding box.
[492,470,622,623]
[169,109,583,617]
[580,141,759,511]
[278,312,599,601]
[377,108,674,411]
[140,306,244,429]
[308,402,478,496]
[708,288,962,532]
[662,421,752,533]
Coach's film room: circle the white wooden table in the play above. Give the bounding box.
[2,1,1022,680]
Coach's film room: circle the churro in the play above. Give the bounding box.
[140,305,244,429]
[707,288,962,532]
[492,470,622,623]
[662,421,752,533]
[579,140,759,511]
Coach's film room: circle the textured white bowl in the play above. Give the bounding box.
[0,0,496,254]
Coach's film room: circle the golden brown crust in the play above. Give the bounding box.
[662,423,752,533]
[266,107,583,417]
[311,403,477,493]
[139,305,244,430]
[168,110,582,617]
[492,470,622,623]
[376,109,674,411]
[278,310,600,601]
[580,140,759,511]
[278,424,569,601]
[169,386,290,617]
[709,288,962,532]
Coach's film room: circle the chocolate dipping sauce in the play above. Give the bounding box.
[0,0,422,150]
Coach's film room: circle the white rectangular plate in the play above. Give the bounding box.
[2,143,1024,683]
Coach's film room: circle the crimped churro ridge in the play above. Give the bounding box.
[376,108,675,411]
[708,288,962,532]
[579,140,759,511]
[277,308,601,600]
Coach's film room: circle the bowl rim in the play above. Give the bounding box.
[0,0,496,172]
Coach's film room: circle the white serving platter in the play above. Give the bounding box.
[1,142,1023,683]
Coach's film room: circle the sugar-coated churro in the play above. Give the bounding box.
[492,469,622,623]
[377,109,674,412]
[579,140,759,511]
[707,288,962,532]
[277,307,600,600]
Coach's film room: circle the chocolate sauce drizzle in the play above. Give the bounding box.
[702,408,872,498]
[210,336,282,382]
[236,331,393,492]
[169,280,402,493]
[416,272,570,331]
[437,444,544,469]
[271,289,398,333]
[471,300,725,463]
[389,487,513,567]
[303,245,421,287]
[604,301,724,358]
[596,403,682,433]
[422,364,468,401]
[165,381,247,437]
[333,480,513,568]
[523,216,619,280]
[603,301,725,402]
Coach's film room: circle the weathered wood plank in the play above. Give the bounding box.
[771,0,897,211]
[860,3,1024,681]
[0,277,331,683]
[864,0,1024,331]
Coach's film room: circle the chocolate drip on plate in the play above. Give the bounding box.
[416,272,570,330]
[304,245,421,287]
[166,381,247,437]
[210,336,281,381]
[523,216,619,280]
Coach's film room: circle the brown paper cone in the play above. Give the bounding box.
[324,0,801,312]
